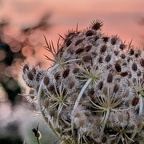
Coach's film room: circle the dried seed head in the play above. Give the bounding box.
[91,21,103,30]
[62,68,70,78]
[100,45,107,53]
[132,63,137,71]
[105,54,111,62]
[107,73,113,83]
[132,97,139,106]
[44,76,50,85]
[140,58,144,67]
[27,71,34,80]
[115,62,121,72]
[85,30,93,36]
[23,64,29,73]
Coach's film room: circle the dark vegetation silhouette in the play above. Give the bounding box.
[0,13,51,144]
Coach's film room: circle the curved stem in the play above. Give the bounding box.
[139,95,143,115]
[101,109,110,134]
[71,78,92,143]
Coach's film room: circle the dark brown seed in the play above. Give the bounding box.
[115,63,121,72]
[27,71,33,80]
[120,71,128,77]
[85,45,92,52]
[102,137,107,143]
[63,68,70,78]
[94,36,99,41]
[36,72,41,81]
[98,81,103,90]
[105,54,111,62]
[114,50,119,56]
[82,55,92,62]
[113,83,119,93]
[66,32,76,38]
[129,49,134,55]
[44,76,50,85]
[107,73,113,83]
[54,71,61,80]
[48,84,55,93]
[128,71,132,78]
[91,52,97,57]
[103,36,109,43]
[92,21,103,30]
[100,45,107,53]
[68,80,75,89]
[111,37,117,45]
[75,48,84,54]
[73,68,79,73]
[65,38,72,47]
[120,54,126,59]
[75,39,84,46]
[132,63,137,71]
[140,58,144,67]
[135,53,140,58]
[132,97,139,106]
[85,30,93,36]
[98,57,103,63]
[119,44,126,50]
[23,64,29,73]
[88,88,95,96]
[32,68,36,74]
[137,70,141,77]
[44,100,49,108]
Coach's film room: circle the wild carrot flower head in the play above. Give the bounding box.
[22,21,144,144]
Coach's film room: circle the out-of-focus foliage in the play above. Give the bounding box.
[0,12,52,144]
[0,12,51,106]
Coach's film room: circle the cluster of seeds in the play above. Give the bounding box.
[22,21,144,144]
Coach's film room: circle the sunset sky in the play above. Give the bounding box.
[0,0,144,47]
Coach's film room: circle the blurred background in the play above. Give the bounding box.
[0,0,144,143]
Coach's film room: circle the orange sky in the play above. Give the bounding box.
[0,0,144,47]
